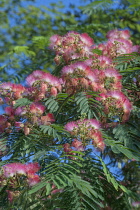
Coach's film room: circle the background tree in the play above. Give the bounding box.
[1,0,140,81]
[0,0,140,209]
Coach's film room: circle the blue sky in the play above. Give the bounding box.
[34,0,88,8]
[22,0,121,11]
[22,0,89,11]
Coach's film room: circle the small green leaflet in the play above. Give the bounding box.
[14,98,32,108]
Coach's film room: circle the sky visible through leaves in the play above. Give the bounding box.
[1,0,125,180]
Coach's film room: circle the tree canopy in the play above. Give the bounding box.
[0,0,140,209]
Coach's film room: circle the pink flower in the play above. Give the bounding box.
[24,126,30,135]
[0,82,13,95]
[132,45,140,53]
[50,87,57,96]
[104,68,122,80]
[26,70,49,86]
[61,64,74,76]
[40,113,55,125]
[80,33,94,46]
[29,103,45,115]
[85,56,113,70]
[106,29,130,40]
[12,84,25,99]
[96,141,105,151]
[63,143,71,151]
[64,121,78,132]
[15,106,27,116]
[25,162,40,174]
[5,106,15,117]
[26,70,43,86]
[107,38,133,55]
[50,31,94,63]
[27,173,40,186]
[90,130,105,150]
[86,69,97,82]
[2,162,40,187]
[86,119,101,129]
[71,139,84,151]
[49,34,62,49]
[96,91,132,122]
[3,163,27,177]
[26,70,61,97]
[98,56,112,68]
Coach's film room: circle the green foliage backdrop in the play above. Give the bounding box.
[0,0,140,209]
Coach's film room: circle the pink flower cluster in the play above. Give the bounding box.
[0,29,138,153]
[50,31,94,64]
[1,162,40,202]
[0,71,56,136]
[61,61,122,94]
[26,70,62,99]
[49,29,134,123]
[2,162,40,183]
[64,119,105,150]
[63,139,84,158]
[94,29,140,58]
[96,91,132,122]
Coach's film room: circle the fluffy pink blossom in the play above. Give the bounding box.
[25,162,40,174]
[50,87,58,96]
[106,29,130,40]
[61,61,101,93]
[96,91,132,122]
[106,38,133,56]
[132,45,140,53]
[64,119,104,150]
[104,68,122,80]
[29,103,45,115]
[49,34,62,50]
[71,139,84,151]
[0,83,25,101]
[2,162,40,178]
[85,56,113,70]
[50,31,94,64]
[87,119,101,129]
[5,106,15,117]
[97,68,122,92]
[24,126,30,135]
[15,106,27,116]
[64,121,78,133]
[12,84,25,99]
[61,62,88,77]
[27,172,40,186]
[86,69,97,82]
[40,113,55,125]
[26,70,60,87]
[80,33,94,46]
[3,163,27,177]
[0,82,13,95]
[26,70,61,98]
